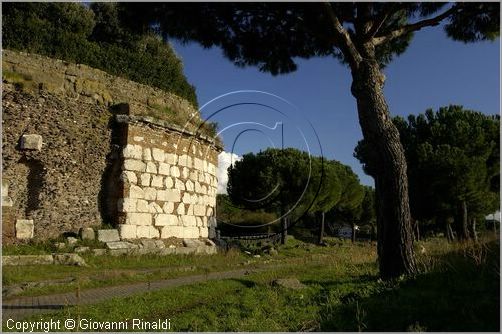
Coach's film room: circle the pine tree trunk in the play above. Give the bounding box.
[455,200,469,241]
[318,211,325,245]
[469,218,477,242]
[351,56,417,279]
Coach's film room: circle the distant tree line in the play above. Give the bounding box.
[2,2,198,107]
[355,106,500,241]
[224,148,376,243]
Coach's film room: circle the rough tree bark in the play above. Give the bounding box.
[350,46,417,279]
[468,217,477,242]
[455,200,469,241]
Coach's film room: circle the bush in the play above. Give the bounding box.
[2,2,198,107]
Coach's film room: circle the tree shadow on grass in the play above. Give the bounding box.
[320,243,500,332]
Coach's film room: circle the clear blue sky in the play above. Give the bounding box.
[170,26,500,186]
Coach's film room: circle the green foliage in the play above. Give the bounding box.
[356,106,500,225]
[2,2,198,107]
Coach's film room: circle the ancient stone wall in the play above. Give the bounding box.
[115,115,219,240]
[2,50,221,243]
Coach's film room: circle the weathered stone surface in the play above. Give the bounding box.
[120,171,137,184]
[183,226,200,238]
[118,198,137,213]
[158,163,170,175]
[177,203,186,215]
[15,219,34,239]
[179,155,192,167]
[155,214,179,226]
[66,237,78,245]
[154,240,165,248]
[137,225,160,239]
[20,134,43,150]
[183,239,205,248]
[146,161,157,174]
[109,249,131,256]
[74,246,90,253]
[136,199,149,212]
[148,202,163,213]
[272,278,306,290]
[125,213,152,226]
[194,205,206,216]
[80,227,95,240]
[3,255,53,266]
[106,241,138,250]
[53,253,87,266]
[165,153,177,164]
[157,189,180,202]
[161,225,184,239]
[140,173,151,187]
[97,229,120,242]
[143,148,152,161]
[119,224,137,239]
[92,248,107,256]
[162,202,174,214]
[165,176,173,188]
[144,187,157,200]
[151,175,164,188]
[170,166,180,177]
[152,148,165,162]
[122,144,142,159]
[199,227,209,238]
[128,184,145,199]
[181,216,197,227]
[123,159,146,172]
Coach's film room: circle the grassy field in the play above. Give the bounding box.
[3,235,500,331]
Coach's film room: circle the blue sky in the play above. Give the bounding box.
[170,26,500,186]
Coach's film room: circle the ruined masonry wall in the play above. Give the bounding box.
[117,120,219,239]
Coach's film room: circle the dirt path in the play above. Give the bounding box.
[2,268,263,321]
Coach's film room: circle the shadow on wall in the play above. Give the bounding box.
[17,156,45,217]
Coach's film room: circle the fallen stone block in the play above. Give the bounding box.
[2,255,54,266]
[92,249,107,256]
[80,227,95,240]
[183,239,205,248]
[109,249,131,256]
[66,237,78,245]
[106,241,138,250]
[53,253,87,266]
[272,278,306,290]
[15,219,34,239]
[97,229,120,242]
[74,246,90,254]
[20,134,43,150]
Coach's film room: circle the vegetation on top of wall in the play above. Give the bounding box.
[2,2,198,108]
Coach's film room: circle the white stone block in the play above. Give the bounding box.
[185,180,194,192]
[179,155,192,167]
[204,173,211,185]
[117,198,136,213]
[182,192,192,204]
[163,202,174,214]
[123,159,146,172]
[151,175,164,188]
[125,212,152,225]
[20,134,43,151]
[194,158,204,170]
[182,167,189,179]
[122,144,143,159]
[136,199,149,212]
[97,229,120,242]
[161,226,184,239]
[16,219,34,239]
[184,226,200,238]
[140,173,151,187]
[144,187,157,201]
[196,217,203,227]
[202,216,208,227]
[149,202,164,213]
[170,166,180,177]
[199,227,209,238]
[128,185,144,199]
[191,194,199,205]
[189,171,198,181]
[133,136,144,142]
[152,148,165,162]
[181,215,197,227]
[165,177,173,189]
[208,163,217,176]
[186,204,194,215]
[165,153,177,165]
[143,148,152,161]
[120,171,137,184]
[177,203,186,215]
[155,214,179,226]
[119,224,137,239]
[207,207,213,216]
[146,161,157,173]
[157,189,181,202]
[198,173,205,183]
[137,225,160,239]
[195,182,201,193]
[201,185,208,195]
[158,163,170,175]
[175,179,185,191]
[194,205,206,216]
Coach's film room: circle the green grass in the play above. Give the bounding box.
[3,236,499,331]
